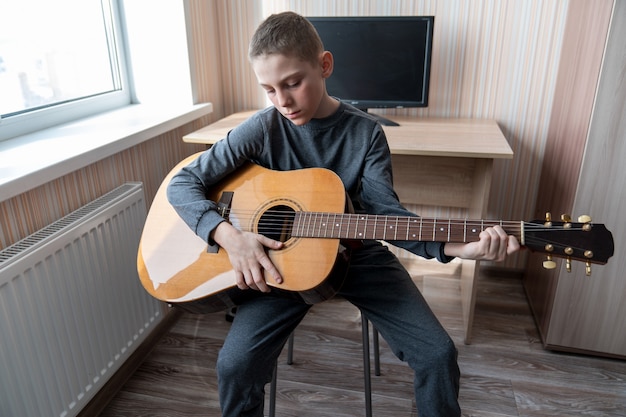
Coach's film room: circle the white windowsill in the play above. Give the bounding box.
[0,102,213,201]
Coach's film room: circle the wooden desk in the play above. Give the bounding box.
[183,110,513,344]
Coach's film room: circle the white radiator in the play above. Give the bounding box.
[0,182,164,417]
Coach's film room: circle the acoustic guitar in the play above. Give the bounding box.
[137,153,614,313]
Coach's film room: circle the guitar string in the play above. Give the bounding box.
[218,208,590,236]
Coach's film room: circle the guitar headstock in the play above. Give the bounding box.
[524,213,614,275]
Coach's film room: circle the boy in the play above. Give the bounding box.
[167,11,519,417]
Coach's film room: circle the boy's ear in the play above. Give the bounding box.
[320,51,334,78]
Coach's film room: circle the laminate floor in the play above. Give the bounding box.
[99,259,626,416]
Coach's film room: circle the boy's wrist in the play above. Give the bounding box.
[210,221,236,247]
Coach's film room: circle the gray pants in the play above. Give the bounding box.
[216,241,461,417]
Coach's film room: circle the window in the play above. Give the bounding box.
[0,0,130,140]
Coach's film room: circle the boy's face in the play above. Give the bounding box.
[252,52,335,126]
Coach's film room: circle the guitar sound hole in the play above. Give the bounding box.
[258,205,295,242]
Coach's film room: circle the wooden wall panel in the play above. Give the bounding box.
[534,0,613,219]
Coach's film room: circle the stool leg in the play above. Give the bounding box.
[271,320,378,417]
[269,360,277,417]
[373,327,380,376]
[287,332,295,365]
[362,315,372,417]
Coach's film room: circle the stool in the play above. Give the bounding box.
[268,314,380,417]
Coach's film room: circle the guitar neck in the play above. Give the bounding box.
[292,212,523,244]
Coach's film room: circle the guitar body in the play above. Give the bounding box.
[137,153,351,313]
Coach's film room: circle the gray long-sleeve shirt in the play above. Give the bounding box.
[167,102,452,262]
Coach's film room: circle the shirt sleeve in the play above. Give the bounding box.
[166,113,266,244]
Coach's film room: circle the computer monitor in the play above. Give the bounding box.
[307,16,434,126]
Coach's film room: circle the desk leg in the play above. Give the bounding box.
[460,259,479,344]
[461,158,494,344]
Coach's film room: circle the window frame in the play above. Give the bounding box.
[0,0,132,141]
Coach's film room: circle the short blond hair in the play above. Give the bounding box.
[248,11,324,66]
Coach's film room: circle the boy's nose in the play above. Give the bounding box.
[276,91,292,107]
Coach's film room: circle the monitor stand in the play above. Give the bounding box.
[360,109,400,126]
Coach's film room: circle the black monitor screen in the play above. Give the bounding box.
[307,16,434,111]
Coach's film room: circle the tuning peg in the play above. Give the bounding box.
[578,215,592,223]
[543,244,556,269]
[561,214,572,228]
[545,212,552,227]
[543,255,557,269]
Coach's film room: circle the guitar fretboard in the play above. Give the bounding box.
[292,212,513,243]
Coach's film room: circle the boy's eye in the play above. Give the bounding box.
[287,81,301,88]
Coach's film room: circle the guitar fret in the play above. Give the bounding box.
[355,215,363,239]
[405,218,410,240]
[432,218,448,242]
[334,213,341,238]
[373,215,378,240]
[337,213,343,238]
[337,214,344,238]
[306,212,312,237]
[360,215,367,239]
[313,213,320,236]
[302,212,308,237]
[309,212,316,237]
[300,212,305,237]
[346,214,351,238]
[417,217,424,240]
[346,214,354,239]
[463,219,467,242]
[299,211,306,237]
[410,218,418,240]
[394,217,399,240]
[340,213,349,238]
[293,213,299,236]
[432,218,436,241]
[318,213,323,236]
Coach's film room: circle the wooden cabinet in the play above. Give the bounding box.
[524,2,626,359]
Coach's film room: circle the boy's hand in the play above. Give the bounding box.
[444,225,520,261]
[211,222,284,292]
